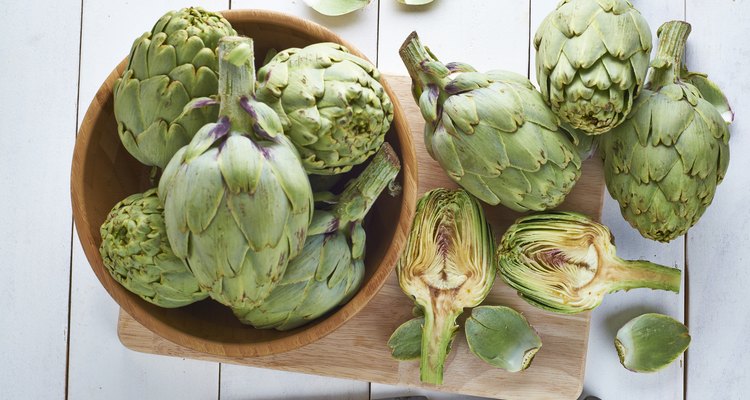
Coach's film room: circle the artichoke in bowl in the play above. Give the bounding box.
[534,0,652,134]
[99,188,208,308]
[233,143,401,330]
[158,37,314,309]
[399,32,582,212]
[599,21,732,242]
[256,42,394,175]
[114,7,236,169]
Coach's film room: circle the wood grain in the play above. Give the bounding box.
[118,74,605,400]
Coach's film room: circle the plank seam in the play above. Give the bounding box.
[527,0,532,79]
[683,232,690,400]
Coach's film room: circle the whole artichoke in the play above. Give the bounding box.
[399,32,582,212]
[99,189,208,308]
[599,21,731,242]
[114,8,236,169]
[534,0,652,135]
[233,143,401,330]
[497,212,682,314]
[159,37,314,309]
[256,43,394,175]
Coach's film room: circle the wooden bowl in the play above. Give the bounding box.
[71,9,417,358]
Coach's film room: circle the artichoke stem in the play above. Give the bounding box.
[334,143,401,225]
[398,32,447,102]
[607,259,682,293]
[419,305,460,385]
[217,36,255,133]
[647,21,692,91]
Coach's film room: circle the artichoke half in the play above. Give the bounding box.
[397,188,495,385]
[99,189,208,308]
[233,143,401,330]
[256,43,394,175]
[114,8,236,169]
[159,37,314,309]
[399,32,582,212]
[497,212,682,314]
[600,21,731,242]
[534,0,652,135]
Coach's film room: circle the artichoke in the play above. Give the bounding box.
[615,313,690,373]
[99,189,208,308]
[158,37,314,309]
[233,143,401,330]
[600,21,731,242]
[114,8,236,169]
[534,0,652,135]
[399,32,582,212]
[497,212,682,314]
[256,43,394,175]
[465,306,542,372]
[397,188,495,385]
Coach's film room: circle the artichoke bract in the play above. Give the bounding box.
[465,306,542,372]
[615,313,690,373]
[399,32,582,212]
[233,143,401,330]
[600,21,731,242]
[114,8,236,169]
[256,43,394,175]
[534,0,652,135]
[497,212,682,314]
[158,37,314,309]
[397,188,495,385]
[99,189,208,308]
[388,317,424,361]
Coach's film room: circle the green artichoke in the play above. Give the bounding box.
[114,7,236,169]
[397,188,496,385]
[158,37,314,309]
[99,189,208,308]
[615,313,690,373]
[600,21,731,242]
[256,43,394,175]
[465,306,542,372]
[233,143,401,330]
[497,212,682,314]
[534,0,652,135]
[399,32,582,212]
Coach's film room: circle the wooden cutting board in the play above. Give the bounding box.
[117,75,604,400]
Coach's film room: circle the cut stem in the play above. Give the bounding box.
[607,259,682,293]
[419,303,461,385]
[398,32,449,101]
[217,36,255,133]
[647,21,692,91]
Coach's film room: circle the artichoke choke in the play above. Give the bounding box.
[497,212,682,314]
[600,21,731,242]
[99,189,208,308]
[465,306,542,372]
[114,8,236,169]
[397,188,495,384]
[233,143,401,330]
[534,0,652,134]
[159,37,314,309]
[256,43,394,175]
[615,313,690,373]
[399,32,582,212]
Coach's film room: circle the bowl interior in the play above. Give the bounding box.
[71,9,415,357]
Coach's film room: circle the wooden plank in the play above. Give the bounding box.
[117,74,603,400]
[529,2,687,400]
[0,0,80,398]
[68,2,227,398]
[683,1,750,398]
[377,0,530,75]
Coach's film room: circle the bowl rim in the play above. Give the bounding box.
[70,8,418,357]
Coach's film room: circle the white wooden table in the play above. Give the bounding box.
[2,1,746,399]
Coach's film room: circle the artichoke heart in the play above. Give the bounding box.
[99,189,208,308]
[256,42,394,175]
[600,21,731,242]
[114,8,236,169]
[159,37,314,309]
[399,32,582,212]
[497,212,682,314]
[233,143,401,330]
[615,313,690,373]
[534,0,652,134]
[397,188,495,385]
